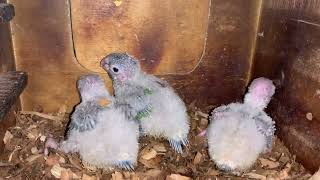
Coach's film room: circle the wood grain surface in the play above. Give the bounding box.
[253,0,320,172]
[8,0,257,114]
[71,0,210,74]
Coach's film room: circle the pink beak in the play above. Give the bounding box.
[100,60,109,70]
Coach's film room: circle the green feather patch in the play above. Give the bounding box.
[143,88,153,95]
[135,106,153,120]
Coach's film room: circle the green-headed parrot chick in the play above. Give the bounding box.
[100,53,190,153]
[207,77,276,172]
[60,74,139,171]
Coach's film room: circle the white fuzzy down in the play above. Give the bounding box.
[207,77,276,171]
[60,107,139,169]
[207,103,266,171]
[135,74,190,141]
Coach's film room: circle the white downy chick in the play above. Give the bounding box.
[207,77,276,172]
[60,74,139,171]
[100,53,190,153]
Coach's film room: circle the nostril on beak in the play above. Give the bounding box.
[100,60,107,68]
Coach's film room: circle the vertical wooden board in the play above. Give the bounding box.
[8,0,259,113]
[8,0,82,72]
[253,0,320,172]
[0,0,15,72]
[8,0,87,112]
[254,0,320,121]
[71,0,210,74]
[0,23,14,72]
[163,0,261,106]
[289,23,320,119]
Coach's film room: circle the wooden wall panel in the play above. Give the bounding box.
[8,0,260,114]
[7,0,320,172]
[0,23,14,72]
[8,0,87,112]
[0,1,21,152]
[163,0,262,106]
[0,0,14,72]
[71,0,210,74]
[253,0,320,172]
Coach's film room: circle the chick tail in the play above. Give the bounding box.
[117,161,135,171]
[168,138,189,153]
[216,163,233,172]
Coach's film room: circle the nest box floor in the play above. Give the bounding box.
[0,104,312,179]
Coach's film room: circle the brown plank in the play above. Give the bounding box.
[0,23,14,72]
[162,0,261,106]
[0,0,15,72]
[9,0,258,112]
[71,0,210,74]
[8,0,87,112]
[270,97,320,173]
[8,0,83,73]
[253,0,320,172]
[0,2,19,152]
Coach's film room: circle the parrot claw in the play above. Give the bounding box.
[216,164,243,175]
[117,161,135,171]
[138,126,146,136]
[197,130,207,137]
[70,119,97,132]
[168,138,189,154]
[217,164,233,172]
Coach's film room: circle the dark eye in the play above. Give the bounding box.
[112,67,119,73]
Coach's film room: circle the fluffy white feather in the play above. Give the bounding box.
[135,75,189,144]
[61,108,139,170]
[101,53,190,153]
[207,77,276,171]
[60,74,139,170]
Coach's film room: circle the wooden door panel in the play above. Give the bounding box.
[71,0,210,74]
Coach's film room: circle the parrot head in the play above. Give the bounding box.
[100,52,140,83]
[77,74,110,101]
[244,77,275,110]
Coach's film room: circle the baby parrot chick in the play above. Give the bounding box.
[60,74,139,171]
[207,77,276,172]
[100,53,190,153]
